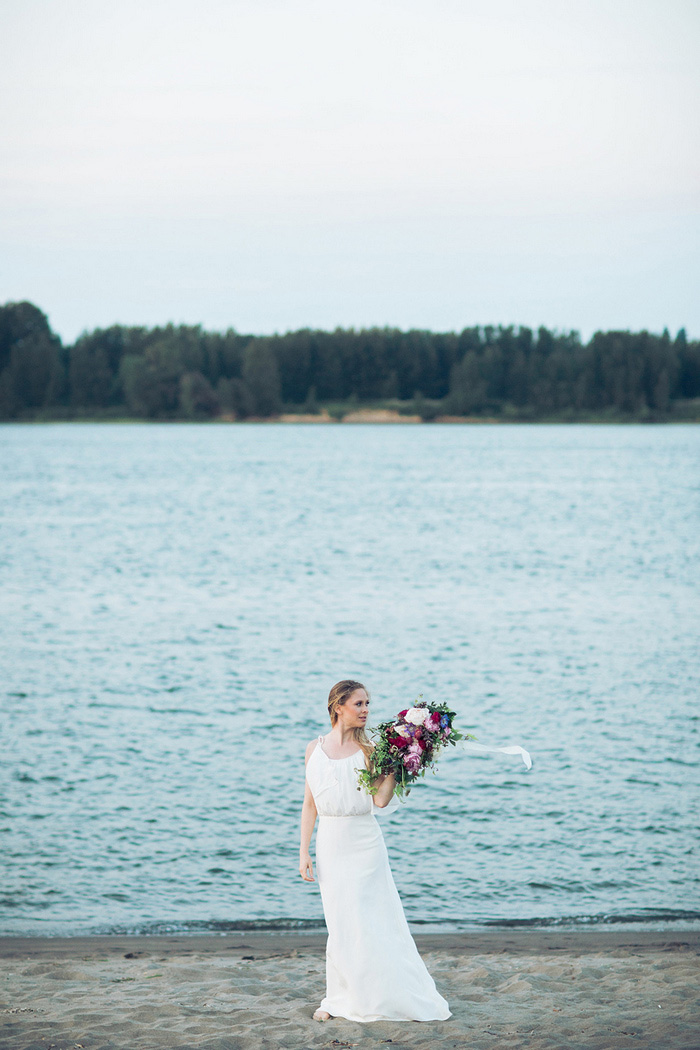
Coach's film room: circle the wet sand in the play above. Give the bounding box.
[1,929,698,1049]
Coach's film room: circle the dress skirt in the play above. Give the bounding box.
[315,812,451,1023]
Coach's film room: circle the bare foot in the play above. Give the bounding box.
[313,1008,331,1022]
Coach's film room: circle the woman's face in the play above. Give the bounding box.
[337,688,370,729]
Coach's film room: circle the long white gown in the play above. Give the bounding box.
[306,736,451,1023]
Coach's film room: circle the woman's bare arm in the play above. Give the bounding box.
[372,771,396,808]
[299,740,318,881]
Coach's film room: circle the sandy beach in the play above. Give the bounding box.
[1,929,698,1050]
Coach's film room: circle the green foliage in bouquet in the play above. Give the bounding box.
[357,698,475,799]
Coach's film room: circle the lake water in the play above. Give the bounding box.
[1,422,698,936]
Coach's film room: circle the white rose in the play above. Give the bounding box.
[404,707,428,726]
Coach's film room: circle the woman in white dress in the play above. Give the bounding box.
[299,679,451,1023]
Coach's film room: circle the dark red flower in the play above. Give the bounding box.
[388,734,409,749]
[398,709,408,718]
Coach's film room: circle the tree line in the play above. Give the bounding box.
[1,300,698,422]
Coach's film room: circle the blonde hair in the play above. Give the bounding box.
[327,680,373,762]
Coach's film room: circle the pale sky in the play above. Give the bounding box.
[1,0,698,343]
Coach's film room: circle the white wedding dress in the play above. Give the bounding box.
[306,736,451,1023]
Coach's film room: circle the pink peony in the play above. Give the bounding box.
[403,750,422,773]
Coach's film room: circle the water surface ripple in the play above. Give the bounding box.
[1,423,698,935]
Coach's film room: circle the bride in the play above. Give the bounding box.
[299,679,451,1023]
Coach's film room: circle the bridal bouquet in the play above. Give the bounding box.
[357,699,475,799]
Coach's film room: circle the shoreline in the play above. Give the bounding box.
[2,927,699,958]
[4,415,699,425]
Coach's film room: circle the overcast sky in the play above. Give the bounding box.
[1,0,698,343]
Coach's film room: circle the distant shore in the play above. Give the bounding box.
[4,302,699,429]
[5,407,700,425]
[1,929,698,1050]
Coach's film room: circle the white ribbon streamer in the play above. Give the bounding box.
[460,740,532,770]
